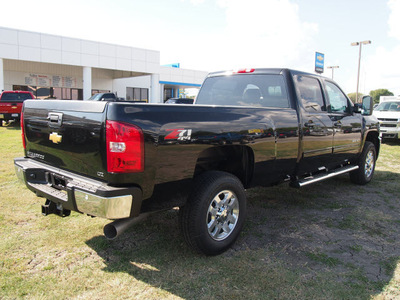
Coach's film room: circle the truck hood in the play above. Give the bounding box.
[373,111,400,121]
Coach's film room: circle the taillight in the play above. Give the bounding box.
[235,68,255,74]
[21,111,26,149]
[106,120,144,173]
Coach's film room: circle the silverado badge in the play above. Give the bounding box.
[49,132,62,144]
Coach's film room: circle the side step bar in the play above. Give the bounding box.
[290,165,359,188]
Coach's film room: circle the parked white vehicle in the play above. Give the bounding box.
[374,96,400,140]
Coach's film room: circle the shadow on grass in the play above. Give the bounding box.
[86,170,400,299]
[1,122,21,130]
[381,139,400,146]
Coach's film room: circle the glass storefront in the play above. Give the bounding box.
[13,85,93,100]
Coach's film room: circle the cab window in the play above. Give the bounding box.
[195,74,290,108]
[294,75,326,112]
[325,81,350,113]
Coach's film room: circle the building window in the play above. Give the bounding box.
[127,87,148,102]
[13,85,83,100]
[164,88,173,102]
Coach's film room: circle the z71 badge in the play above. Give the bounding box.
[165,129,192,141]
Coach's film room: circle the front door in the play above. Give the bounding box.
[324,81,362,163]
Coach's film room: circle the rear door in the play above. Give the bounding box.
[293,74,334,174]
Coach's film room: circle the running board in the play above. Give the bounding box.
[290,165,359,188]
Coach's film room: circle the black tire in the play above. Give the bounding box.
[179,171,247,255]
[350,141,376,185]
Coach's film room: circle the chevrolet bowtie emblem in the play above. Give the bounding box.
[49,132,62,144]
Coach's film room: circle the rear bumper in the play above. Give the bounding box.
[0,112,20,121]
[14,157,142,219]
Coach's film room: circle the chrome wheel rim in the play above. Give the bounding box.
[364,150,375,178]
[206,190,240,241]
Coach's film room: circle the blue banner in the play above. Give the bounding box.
[315,52,324,73]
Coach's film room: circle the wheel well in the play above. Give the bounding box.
[365,131,380,158]
[193,146,254,188]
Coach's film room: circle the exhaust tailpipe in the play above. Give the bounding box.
[103,213,150,240]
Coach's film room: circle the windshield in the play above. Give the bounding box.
[195,74,289,108]
[375,101,400,112]
[88,94,103,101]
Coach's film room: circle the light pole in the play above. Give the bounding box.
[351,40,371,102]
[327,66,339,79]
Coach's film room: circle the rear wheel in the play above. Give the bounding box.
[350,141,376,185]
[179,171,247,255]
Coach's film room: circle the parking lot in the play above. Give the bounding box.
[1,125,400,299]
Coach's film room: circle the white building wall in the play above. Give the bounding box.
[3,61,114,93]
[159,66,207,85]
[0,27,161,74]
[0,26,208,99]
[113,76,151,99]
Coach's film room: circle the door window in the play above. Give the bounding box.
[294,75,326,112]
[325,81,350,113]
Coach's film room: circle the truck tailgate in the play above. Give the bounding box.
[22,100,107,179]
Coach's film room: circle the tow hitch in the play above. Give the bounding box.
[42,199,71,217]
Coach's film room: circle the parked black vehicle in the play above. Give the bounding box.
[15,68,380,255]
[165,98,194,104]
[87,92,118,101]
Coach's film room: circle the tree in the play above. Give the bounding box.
[370,89,394,104]
[347,92,364,102]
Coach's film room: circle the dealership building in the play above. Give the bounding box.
[0,26,208,102]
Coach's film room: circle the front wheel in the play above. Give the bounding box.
[350,141,376,185]
[179,171,247,255]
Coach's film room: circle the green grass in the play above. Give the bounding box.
[1,125,400,299]
[305,251,342,267]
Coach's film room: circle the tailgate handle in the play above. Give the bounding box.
[47,112,63,126]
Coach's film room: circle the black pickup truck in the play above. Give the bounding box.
[14,68,380,255]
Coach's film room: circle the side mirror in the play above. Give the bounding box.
[361,95,373,116]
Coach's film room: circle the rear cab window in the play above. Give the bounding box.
[0,92,34,102]
[195,74,290,108]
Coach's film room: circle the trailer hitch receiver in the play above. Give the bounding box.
[42,199,71,217]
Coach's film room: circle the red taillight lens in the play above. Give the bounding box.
[235,68,255,74]
[21,111,26,149]
[106,120,144,173]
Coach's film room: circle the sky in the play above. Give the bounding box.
[0,0,399,96]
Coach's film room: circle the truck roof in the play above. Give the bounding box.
[379,96,400,102]
[207,68,328,79]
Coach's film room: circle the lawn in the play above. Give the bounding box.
[1,125,399,299]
